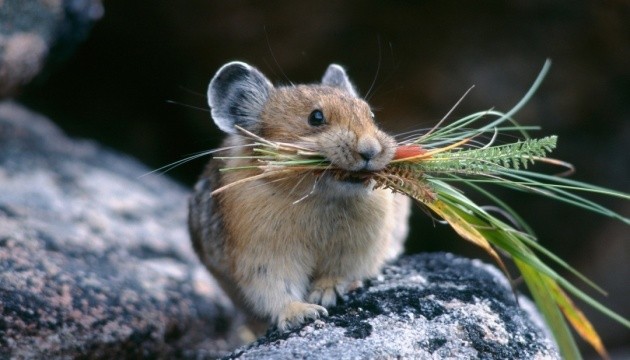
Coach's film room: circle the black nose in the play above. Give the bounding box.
[356,136,382,163]
[359,149,377,161]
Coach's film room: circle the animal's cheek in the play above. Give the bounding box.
[376,132,397,161]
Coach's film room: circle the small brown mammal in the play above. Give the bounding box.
[189,61,410,331]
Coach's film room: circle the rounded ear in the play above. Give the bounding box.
[208,61,273,134]
[321,64,358,97]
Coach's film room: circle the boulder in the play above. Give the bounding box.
[228,254,559,359]
[0,101,241,358]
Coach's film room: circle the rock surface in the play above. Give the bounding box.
[229,254,559,359]
[0,101,240,358]
[0,0,103,97]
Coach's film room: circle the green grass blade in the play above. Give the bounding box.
[517,260,581,360]
[430,179,629,327]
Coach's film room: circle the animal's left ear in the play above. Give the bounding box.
[321,64,358,97]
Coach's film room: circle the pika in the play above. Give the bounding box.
[189,61,411,331]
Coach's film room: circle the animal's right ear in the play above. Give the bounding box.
[321,64,358,97]
[207,61,273,134]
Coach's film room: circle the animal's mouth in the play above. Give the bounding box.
[340,175,366,184]
[329,170,374,185]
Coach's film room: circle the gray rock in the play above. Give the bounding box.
[0,0,103,97]
[0,101,241,358]
[228,253,559,359]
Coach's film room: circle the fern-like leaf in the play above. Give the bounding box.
[419,136,558,175]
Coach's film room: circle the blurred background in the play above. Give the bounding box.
[17,0,629,356]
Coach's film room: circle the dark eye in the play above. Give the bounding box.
[308,109,326,126]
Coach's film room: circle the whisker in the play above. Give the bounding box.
[166,100,210,113]
[263,26,294,86]
[177,86,206,98]
[364,36,382,101]
[139,143,258,178]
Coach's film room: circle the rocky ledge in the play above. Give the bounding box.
[0,101,240,358]
[229,254,558,359]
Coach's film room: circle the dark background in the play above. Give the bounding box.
[19,1,629,355]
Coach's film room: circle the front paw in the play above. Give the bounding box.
[277,301,328,331]
[308,278,362,307]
